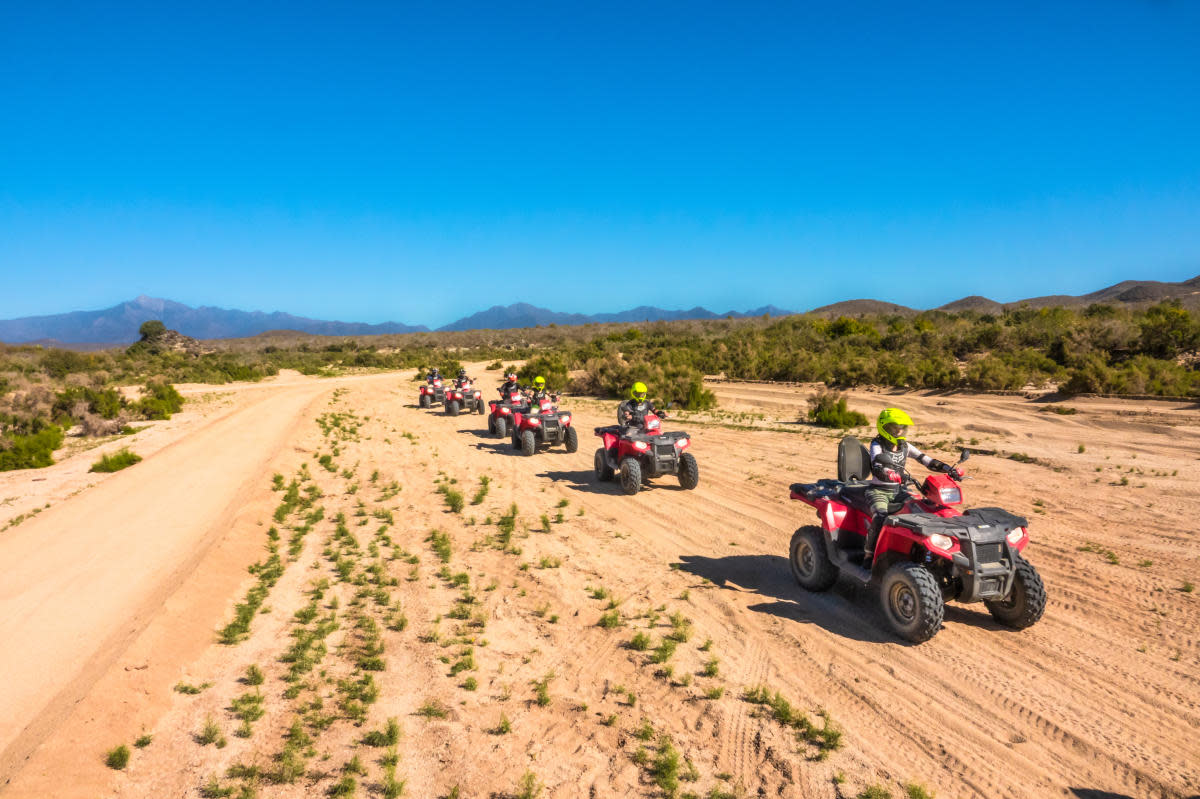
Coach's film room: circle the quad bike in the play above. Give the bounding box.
[419,377,446,409]
[788,437,1046,643]
[487,388,528,439]
[510,395,578,456]
[445,378,485,416]
[593,412,698,495]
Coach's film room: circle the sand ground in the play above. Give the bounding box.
[0,367,1196,799]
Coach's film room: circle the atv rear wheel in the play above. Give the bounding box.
[447,400,459,416]
[619,458,642,495]
[420,394,430,409]
[494,417,507,439]
[521,429,536,456]
[594,448,614,481]
[984,556,1046,630]
[789,526,838,592]
[564,425,579,453]
[880,562,944,643]
[678,452,699,490]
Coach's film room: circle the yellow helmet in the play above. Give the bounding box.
[878,408,913,446]
[533,376,546,388]
[631,381,648,401]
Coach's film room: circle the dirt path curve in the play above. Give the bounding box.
[0,372,396,785]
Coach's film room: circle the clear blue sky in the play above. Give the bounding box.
[2,1,1198,328]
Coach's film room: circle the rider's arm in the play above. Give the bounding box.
[909,443,951,474]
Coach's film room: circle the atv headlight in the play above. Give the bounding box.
[1006,527,1026,546]
[675,438,690,450]
[633,441,649,451]
[560,414,570,424]
[938,487,961,504]
[500,407,511,415]
[928,533,955,551]
[528,418,540,426]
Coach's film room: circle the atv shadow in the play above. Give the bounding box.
[535,469,622,495]
[1069,791,1139,799]
[472,440,520,457]
[675,554,1018,644]
[536,469,693,496]
[674,554,888,644]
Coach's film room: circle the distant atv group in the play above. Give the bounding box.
[418,372,699,494]
[414,370,1046,643]
[419,373,484,415]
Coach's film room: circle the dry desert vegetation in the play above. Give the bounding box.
[0,365,1197,799]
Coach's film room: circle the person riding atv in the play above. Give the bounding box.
[529,375,552,402]
[864,408,963,568]
[498,372,520,399]
[456,367,470,384]
[427,367,442,382]
[617,381,662,433]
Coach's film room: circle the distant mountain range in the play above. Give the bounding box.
[437,303,793,332]
[1,274,1197,346]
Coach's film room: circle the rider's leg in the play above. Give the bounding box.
[863,487,895,568]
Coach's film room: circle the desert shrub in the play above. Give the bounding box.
[90,448,142,473]
[134,381,184,419]
[104,744,130,769]
[517,355,569,391]
[0,425,65,471]
[807,391,867,428]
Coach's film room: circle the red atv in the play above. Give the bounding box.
[487,388,528,439]
[445,378,485,416]
[419,377,446,409]
[510,395,578,456]
[593,413,698,495]
[788,437,1046,642]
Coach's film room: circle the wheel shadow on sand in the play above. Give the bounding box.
[536,468,692,496]
[674,553,888,644]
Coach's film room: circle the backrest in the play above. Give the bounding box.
[838,436,871,482]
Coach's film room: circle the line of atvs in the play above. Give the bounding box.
[416,375,1046,643]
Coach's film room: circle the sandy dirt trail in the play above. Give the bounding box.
[2,369,1198,799]
[0,372,398,788]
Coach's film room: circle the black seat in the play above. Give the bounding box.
[838,436,871,482]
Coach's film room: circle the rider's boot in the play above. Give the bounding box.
[862,512,886,570]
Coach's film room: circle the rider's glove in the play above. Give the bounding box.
[884,469,903,483]
[948,468,964,481]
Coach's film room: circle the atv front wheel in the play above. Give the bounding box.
[420,394,430,409]
[984,556,1046,630]
[880,562,944,643]
[521,430,536,456]
[564,426,579,453]
[678,452,699,490]
[495,417,507,439]
[619,458,642,495]
[488,416,496,434]
[789,526,838,592]
[594,448,614,481]
[447,400,459,417]
[477,400,485,415]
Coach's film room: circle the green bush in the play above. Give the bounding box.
[90,448,143,473]
[807,391,868,428]
[0,426,65,471]
[134,381,184,419]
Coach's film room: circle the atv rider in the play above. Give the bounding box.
[617,381,663,434]
[498,372,520,399]
[529,375,552,403]
[426,367,442,383]
[863,408,964,569]
[456,367,471,387]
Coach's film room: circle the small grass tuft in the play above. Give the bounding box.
[90,448,143,473]
[104,744,130,769]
